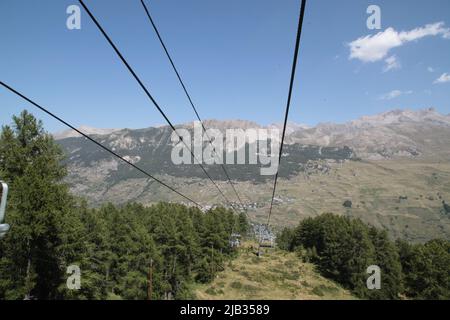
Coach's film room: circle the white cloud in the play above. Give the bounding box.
[349,22,450,63]
[434,72,450,84]
[383,55,401,72]
[427,67,435,72]
[379,90,413,100]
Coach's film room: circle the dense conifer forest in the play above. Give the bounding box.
[0,111,248,299]
[277,214,450,299]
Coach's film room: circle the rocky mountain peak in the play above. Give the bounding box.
[350,107,450,127]
[53,126,121,140]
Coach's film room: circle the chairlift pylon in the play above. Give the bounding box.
[0,181,10,239]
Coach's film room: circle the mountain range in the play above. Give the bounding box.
[54,108,450,242]
[287,108,450,160]
[55,107,450,162]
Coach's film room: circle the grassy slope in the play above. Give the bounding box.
[194,243,354,300]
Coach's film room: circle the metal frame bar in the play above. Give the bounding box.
[0,181,10,238]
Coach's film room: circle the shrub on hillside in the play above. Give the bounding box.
[343,200,353,208]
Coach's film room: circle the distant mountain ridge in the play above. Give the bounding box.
[53,119,309,140]
[288,108,450,160]
[54,108,450,161]
[53,108,450,138]
[351,108,450,127]
[53,125,120,140]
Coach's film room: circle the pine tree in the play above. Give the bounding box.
[276,227,295,251]
[0,110,74,299]
[399,239,450,299]
[366,228,403,299]
[237,211,249,235]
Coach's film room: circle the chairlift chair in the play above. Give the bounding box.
[0,181,10,239]
[259,238,274,249]
[256,224,274,249]
[255,225,275,257]
[229,233,241,248]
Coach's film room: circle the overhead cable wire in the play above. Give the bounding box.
[78,0,235,210]
[0,81,201,208]
[266,0,307,227]
[139,0,245,210]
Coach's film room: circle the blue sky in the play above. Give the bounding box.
[1,0,450,132]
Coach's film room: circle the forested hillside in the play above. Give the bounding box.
[278,214,450,299]
[0,111,248,299]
